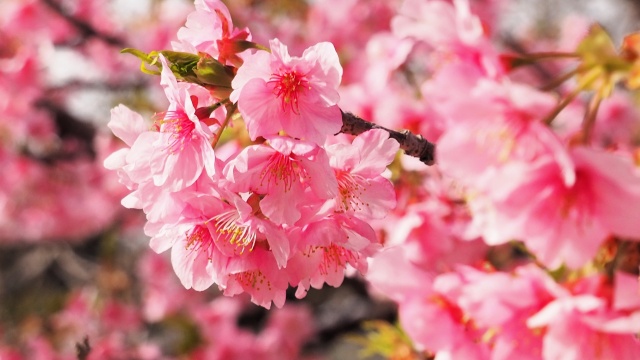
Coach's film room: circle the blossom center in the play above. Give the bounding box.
[156,110,196,154]
[318,244,358,275]
[235,270,272,291]
[269,71,309,114]
[559,175,592,228]
[335,171,370,213]
[209,210,257,254]
[185,224,215,259]
[260,153,308,192]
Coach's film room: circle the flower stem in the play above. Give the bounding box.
[581,90,603,144]
[518,51,580,61]
[543,67,602,125]
[211,103,237,149]
[540,67,579,91]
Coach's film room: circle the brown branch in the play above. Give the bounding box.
[76,336,91,360]
[40,0,126,47]
[339,111,436,166]
[45,80,148,92]
[34,98,97,161]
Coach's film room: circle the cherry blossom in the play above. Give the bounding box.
[174,0,251,66]
[18,0,637,357]
[223,136,337,225]
[325,129,399,219]
[231,38,343,145]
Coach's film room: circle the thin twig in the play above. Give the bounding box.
[40,0,126,47]
[540,68,579,91]
[45,80,148,93]
[581,90,603,145]
[339,111,436,166]
[76,336,91,360]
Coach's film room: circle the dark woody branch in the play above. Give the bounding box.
[40,0,126,47]
[339,110,436,166]
[34,98,97,161]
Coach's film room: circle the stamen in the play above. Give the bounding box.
[260,153,309,192]
[154,110,196,154]
[318,244,359,275]
[235,270,272,291]
[335,171,370,212]
[185,224,215,259]
[209,210,257,254]
[268,71,310,114]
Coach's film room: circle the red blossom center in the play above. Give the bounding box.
[155,110,196,154]
[268,71,309,114]
[558,173,592,227]
[311,244,358,275]
[260,152,308,192]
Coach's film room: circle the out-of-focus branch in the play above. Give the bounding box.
[45,80,148,92]
[501,36,556,82]
[76,336,91,360]
[339,111,436,166]
[40,0,126,47]
[34,98,97,161]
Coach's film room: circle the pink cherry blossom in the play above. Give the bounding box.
[223,247,290,309]
[367,247,490,359]
[325,129,399,219]
[103,104,149,190]
[391,0,503,77]
[90,0,640,356]
[432,73,575,190]
[256,304,315,360]
[175,0,251,66]
[148,54,218,191]
[392,0,484,49]
[287,213,378,299]
[137,251,201,322]
[223,136,337,225]
[384,198,487,273]
[528,278,640,360]
[149,189,290,301]
[231,38,343,145]
[435,265,568,360]
[477,147,640,268]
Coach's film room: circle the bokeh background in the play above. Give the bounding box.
[1,0,639,359]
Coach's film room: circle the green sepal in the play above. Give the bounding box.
[121,48,162,75]
[121,49,236,96]
[193,53,233,87]
[159,50,200,78]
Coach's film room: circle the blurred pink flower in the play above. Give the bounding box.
[528,289,640,359]
[480,147,640,268]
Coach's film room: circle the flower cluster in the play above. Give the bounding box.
[101,0,640,357]
[370,248,640,359]
[107,0,399,308]
[360,0,640,358]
